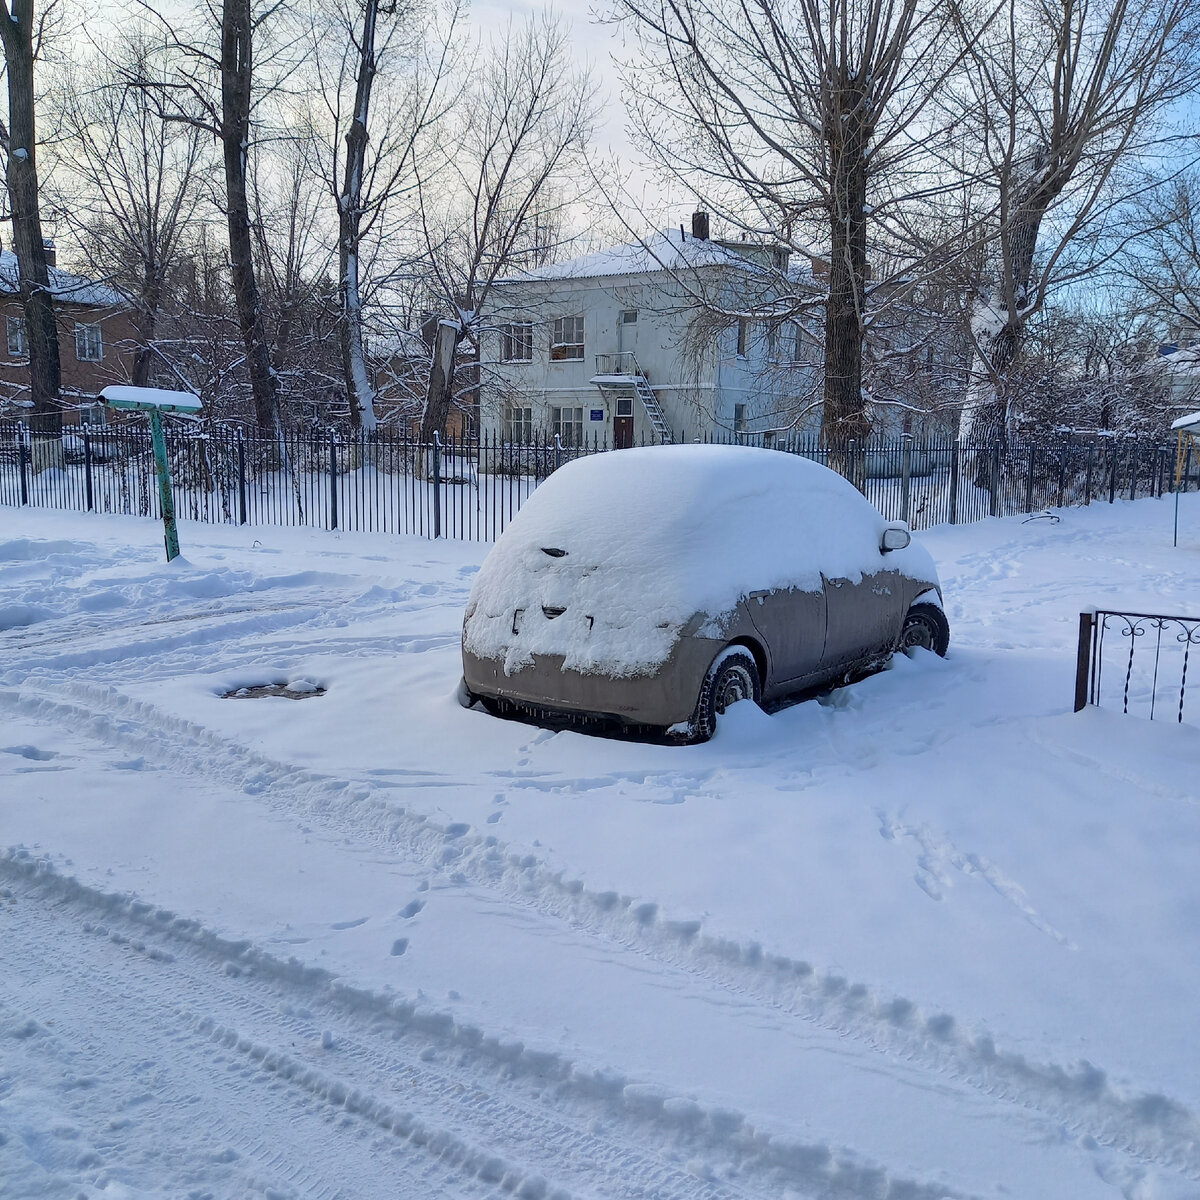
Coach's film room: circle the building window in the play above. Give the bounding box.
[79,404,108,427]
[552,405,584,446]
[501,322,533,363]
[792,323,804,362]
[502,404,533,443]
[765,322,779,362]
[75,322,103,361]
[736,318,749,358]
[6,316,26,357]
[550,316,584,361]
[734,402,747,434]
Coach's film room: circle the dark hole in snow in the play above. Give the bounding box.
[542,605,566,619]
[541,547,567,557]
[221,682,326,701]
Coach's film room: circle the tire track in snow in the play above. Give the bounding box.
[5,679,1200,1182]
[0,854,969,1200]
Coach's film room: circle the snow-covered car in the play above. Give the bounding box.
[460,444,948,740]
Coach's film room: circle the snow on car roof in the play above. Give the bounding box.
[465,444,938,677]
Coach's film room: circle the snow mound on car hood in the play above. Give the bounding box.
[464,445,939,677]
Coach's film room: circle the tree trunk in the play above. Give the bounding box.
[0,1,61,441]
[822,82,872,465]
[132,260,163,387]
[222,0,279,434]
[959,175,1052,448]
[420,318,460,442]
[340,0,379,432]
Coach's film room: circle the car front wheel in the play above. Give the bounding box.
[899,602,950,657]
[690,647,762,742]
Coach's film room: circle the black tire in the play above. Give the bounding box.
[899,602,950,657]
[690,648,762,742]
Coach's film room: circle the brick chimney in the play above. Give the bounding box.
[42,238,56,268]
[691,210,710,241]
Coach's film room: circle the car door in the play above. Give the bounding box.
[821,567,905,670]
[745,586,827,688]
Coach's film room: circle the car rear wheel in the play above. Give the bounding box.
[899,602,950,657]
[690,648,762,742]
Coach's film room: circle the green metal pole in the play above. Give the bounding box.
[149,408,181,562]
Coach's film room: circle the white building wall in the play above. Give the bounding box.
[483,271,818,445]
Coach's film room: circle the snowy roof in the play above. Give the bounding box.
[0,249,124,308]
[1172,410,1200,433]
[498,230,764,285]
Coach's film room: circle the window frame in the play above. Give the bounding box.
[502,403,533,443]
[551,405,585,446]
[550,315,585,362]
[500,321,534,364]
[6,315,26,358]
[736,318,749,358]
[75,321,104,362]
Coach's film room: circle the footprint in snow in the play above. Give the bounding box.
[399,899,424,919]
[330,917,368,931]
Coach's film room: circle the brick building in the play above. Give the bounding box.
[0,246,138,425]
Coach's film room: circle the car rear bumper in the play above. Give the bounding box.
[461,639,724,729]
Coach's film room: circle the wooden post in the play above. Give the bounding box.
[1074,611,1094,712]
[237,430,247,525]
[900,434,912,525]
[948,443,959,524]
[17,422,29,505]
[84,429,94,512]
[328,430,338,530]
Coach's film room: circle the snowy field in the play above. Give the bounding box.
[2,494,1199,1200]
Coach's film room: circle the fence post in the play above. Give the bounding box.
[1129,440,1138,501]
[432,431,442,539]
[1025,443,1036,513]
[554,433,562,472]
[17,421,29,505]
[1084,444,1094,505]
[84,429,94,512]
[948,442,959,524]
[990,444,1001,517]
[1057,441,1067,508]
[900,433,912,525]
[1108,444,1118,504]
[1074,611,1094,713]
[328,431,338,530]
[237,431,247,525]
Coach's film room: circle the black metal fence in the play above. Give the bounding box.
[1075,609,1200,726]
[0,421,1191,542]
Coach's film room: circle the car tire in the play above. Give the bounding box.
[899,602,950,657]
[690,647,762,742]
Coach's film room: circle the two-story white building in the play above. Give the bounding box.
[481,213,822,447]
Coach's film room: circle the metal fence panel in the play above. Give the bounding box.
[1,421,1189,543]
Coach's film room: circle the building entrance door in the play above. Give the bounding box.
[614,396,634,448]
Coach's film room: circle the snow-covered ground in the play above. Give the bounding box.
[2,494,1199,1200]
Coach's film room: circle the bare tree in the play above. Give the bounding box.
[954,0,1200,448]
[0,0,60,437]
[417,14,596,441]
[51,32,208,387]
[134,0,297,434]
[610,0,978,446]
[302,0,461,430]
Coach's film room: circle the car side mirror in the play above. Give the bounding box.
[881,525,911,553]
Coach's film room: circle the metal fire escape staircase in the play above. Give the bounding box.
[590,352,674,444]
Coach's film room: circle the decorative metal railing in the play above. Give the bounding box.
[1075,609,1200,726]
